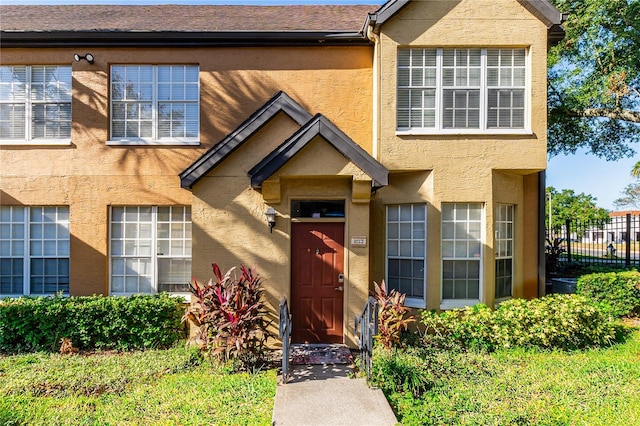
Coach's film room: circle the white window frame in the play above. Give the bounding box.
[109,206,192,297]
[441,203,484,310]
[386,204,427,308]
[0,65,72,145]
[0,206,70,297]
[108,65,200,146]
[495,204,514,301]
[396,48,530,135]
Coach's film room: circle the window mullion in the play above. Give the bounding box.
[25,66,32,141]
[480,49,487,131]
[21,207,30,295]
[436,48,443,131]
[152,66,158,141]
[152,205,158,293]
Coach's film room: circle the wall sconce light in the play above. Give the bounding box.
[265,207,277,233]
[74,53,94,64]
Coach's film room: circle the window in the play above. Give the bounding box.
[110,65,199,145]
[386,204,426,307]
[397,48,526,132]
[441,203,482,307]
[0,65,72,143]
[0,206,70,296]
[110,206,191,295]
[495,204,514,299]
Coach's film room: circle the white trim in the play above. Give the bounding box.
[440,299,481,310]
[396,48,531,133]
[0,139,72,146]
[396,129,533,136]
[106,139,200,146]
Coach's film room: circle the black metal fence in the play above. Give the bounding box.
[278,298,292,384]
[550,213,640,269]
[354,296,378,380]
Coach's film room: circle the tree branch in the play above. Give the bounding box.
[562,108,640,123]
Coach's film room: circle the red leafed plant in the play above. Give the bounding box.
[373,280,415,350]
[183,263,273,370]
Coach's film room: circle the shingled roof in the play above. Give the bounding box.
[0,5,378,32]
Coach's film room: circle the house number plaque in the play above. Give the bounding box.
[351,236,367,247]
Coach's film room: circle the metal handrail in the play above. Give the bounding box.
[278,297,292,384]
[354,296,378,380]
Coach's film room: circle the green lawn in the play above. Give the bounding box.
[385,329,640,425]
[0,345,277,425]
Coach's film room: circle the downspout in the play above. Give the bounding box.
[366,23,381,161]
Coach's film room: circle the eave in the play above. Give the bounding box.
[0,30,371,48]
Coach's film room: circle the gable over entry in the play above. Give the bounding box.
[180,91,388,346]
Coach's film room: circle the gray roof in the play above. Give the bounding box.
[0,5,378,32]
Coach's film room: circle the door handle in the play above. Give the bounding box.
[334,285,344,292]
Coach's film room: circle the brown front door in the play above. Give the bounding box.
[291,222,344,344]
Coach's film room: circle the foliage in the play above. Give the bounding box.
[0,293,185,353]
[614,180,640,209]
[0,346,277,425]
[421,295,623,351]
[545,236,566,276]
[380,330,640,426]
[577,270,640,317]
[548,0,640,160]
[372,280,415,350]
[546,186,610,233]
[183,262,273,371]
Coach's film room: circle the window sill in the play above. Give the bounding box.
[403,297,426,309]
[440,299,481,310]
[110,292,191,302]
[107,140,200,146]
[0,139,72,146]
[494,297,512,308]
[396,129,533,137]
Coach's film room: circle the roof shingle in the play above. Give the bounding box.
[0,5,378,33]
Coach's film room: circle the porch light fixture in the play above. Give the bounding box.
[265,207,277,233]
[74,53,94,64]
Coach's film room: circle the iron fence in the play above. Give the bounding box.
[354,296,378,380]
[278,297,292,384]
[549,214,640,269]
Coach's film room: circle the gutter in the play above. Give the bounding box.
[0,30,372,48]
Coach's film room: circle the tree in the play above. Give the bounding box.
[546,187,610,232]
[614,181,640,209]
[548,0,640,160]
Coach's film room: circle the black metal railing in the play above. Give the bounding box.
[278,298,292,384]
[550,214,640,270]
[354,296,378,380]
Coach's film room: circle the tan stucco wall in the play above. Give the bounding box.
[368,0,549,307]
[0,46,372,296]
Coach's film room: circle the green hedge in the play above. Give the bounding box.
[0,294,186,353]
[421,294,623,351]
[577,271,640,318]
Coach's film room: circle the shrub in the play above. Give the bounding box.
[0,293,186,353]
[577,271,640,318]
[370,346,435,397]
[421,294,622,351]
[183,263,273,371]
[372,280,415,350]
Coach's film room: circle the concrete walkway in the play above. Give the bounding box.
[272,363,398,426]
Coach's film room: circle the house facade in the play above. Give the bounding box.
[0,0,564,346]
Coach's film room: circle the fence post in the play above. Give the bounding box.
[626,213,631,267]
[565,219,572,263]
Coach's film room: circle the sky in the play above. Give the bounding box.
[4,0,637,210]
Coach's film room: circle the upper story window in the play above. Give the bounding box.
[0,65,72,145]
[109,65,199,145]
[397,48,527,134]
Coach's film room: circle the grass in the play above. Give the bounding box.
[0,345,277,425]
[382,329,640,425]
